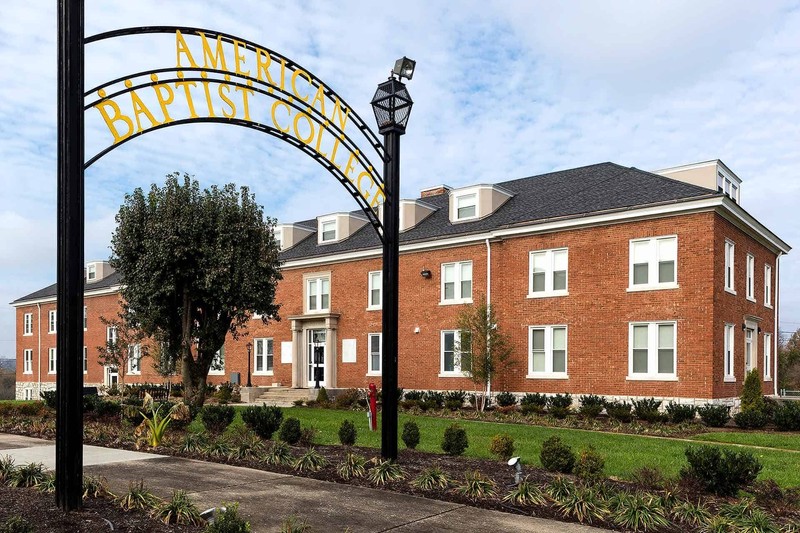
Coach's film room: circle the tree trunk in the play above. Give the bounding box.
[179,288,206,411]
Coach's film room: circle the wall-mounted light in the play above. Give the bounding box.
[414,327,420,334]
[742,323,747,331]
[420,268,432,279]
[758,326,762,334]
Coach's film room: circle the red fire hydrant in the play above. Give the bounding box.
[367,382,378,431]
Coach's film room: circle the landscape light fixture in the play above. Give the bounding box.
[392,56,416,80]
[508,456,524,485]
[420,268,432,278]
[371,58,415,132]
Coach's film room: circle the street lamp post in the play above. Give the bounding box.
[246,342,252,388]
[371,57,415,461]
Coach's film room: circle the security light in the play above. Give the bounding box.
[392,57,416,80]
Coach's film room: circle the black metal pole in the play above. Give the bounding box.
[380,126,402,461]
[56,0,84,511]
[246,344,252,387]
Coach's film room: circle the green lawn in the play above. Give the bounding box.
[228,408,800,488]
[691,431,800,452]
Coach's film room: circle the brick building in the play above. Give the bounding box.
[12,160,790,404]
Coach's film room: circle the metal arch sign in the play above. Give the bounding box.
[85,26,387,236]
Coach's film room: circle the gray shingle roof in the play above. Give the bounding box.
[12,162,718,304]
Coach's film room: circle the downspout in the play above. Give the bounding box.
[485,238,492,402]
[37,303,42,398]
[774,253,781,397]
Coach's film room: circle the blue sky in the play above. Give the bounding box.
[1,1,799,358]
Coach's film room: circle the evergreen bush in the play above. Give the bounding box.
[605,401,633,423]
[682,445,762,496]
[578,395,605,418]
[520,393,548,414]
[278,417,302,445]
[337,419,357,446]
[574,446,606,485]
[333,388,362,410]
[488,433,515,461]
[495,391,517,407]
[444,390,467,410]
[772,401,800,431]
[401,421,420,449]
[665,402,697,424]
[241,404,283,440]
[441,424,468,456]
[539,436,576,474]
[740,369,766,414]
[697,404,731,427]
[733,409,768,429]
[632,398,665,423]
[547,393,572,419]
[316,387,329,404]
[203,503,251,533]
[200,405,235,433]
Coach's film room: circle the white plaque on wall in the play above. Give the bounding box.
[341,339,357,363]
[280,341,292,364]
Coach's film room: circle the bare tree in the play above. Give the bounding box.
[97,313,148,399]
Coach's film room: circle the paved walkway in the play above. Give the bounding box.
[0,434,606,532]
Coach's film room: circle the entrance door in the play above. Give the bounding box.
[105,366,119,389]
[745,328,754,374]
[307,329,326,387]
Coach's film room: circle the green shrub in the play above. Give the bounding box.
[441,424,469,456]
[299,426,318,447]
[772,401,800,431]
[241,404,283,440]
[333,388,362,409]
[279,417,302,445]
[201,405,235,433]
[215,382,235,404]
[204,502,250,533]
[665,402,696,424]
[401,421,420,449]
[578,395,605,418]
[605,401,633,423]
[456,470,496,500]
[403,390,425,402]
[315,387,329,404]
[93,399,122,418]
[740,368,766,413]
[367,459,404,485]
[337,419,357,446]
[733,408,769,429]
[632,398,664,423]
[539,436,576,474]
[520,393,548,414]
[413,467,451,491]
[425,391,445,410]
[697,404,731,427]
[489,433,515,461]
[0,516,34,533]
[39,390,57,410]
[547,393,572,418]
[574,446,605,485]
[444,390,466,410]
[682,445,763,496]
[293,448,327,472]
[154,489,203,525]
[495,391,517,407]
[610,492,669,531]
[336,453,367,480]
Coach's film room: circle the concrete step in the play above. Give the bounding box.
[255,387,313,407]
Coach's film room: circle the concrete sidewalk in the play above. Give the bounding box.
[0,434,605,532]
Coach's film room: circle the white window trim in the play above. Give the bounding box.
[724,240,736,294]
[305,273,331,314]
[23,388,33,401]
[48,310,57,334]
[764,333,772,381]
[320,220,337,243]
[367,332,382,376]
[48,347,57,374]
[527,248,569,298]
[106,326,118,345]
[253,337,274,376]
[764,264,772,308]
[526,325,568,379]
[627,235,679,291]
[87,264,97,281]
[724,323,736,382]
[83,346,88,375]
[83,306,87,331]
[23,313,33,336]
[439,329,469,377]
[208,347,225,375]
[454,193,478,222]
[746,254,756,302]
[627,321,678,381]
[127,344,142,375]
[440,261,473,305]
[23,349,33,374]
[367,271,382,310]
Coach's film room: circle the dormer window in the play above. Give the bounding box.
[321,221,336,242]
[87,264,97,281]
[455,194,477,220]
[717,170,740,204]
[274,228,282,249]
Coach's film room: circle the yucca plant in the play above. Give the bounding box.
[281,514,311,533]
[503,478,547,506]
[456,470,496,500]
[610,491,670,531]
[263,441,294,466]
[555,486,609,525]
[368,459,405,486]
[294,448,327,473]
[545,475,576,501]
[412,467,451,491]
[204,439,234,459]
[718,499,757,521]
[228,429,267,460]
[671,499,712,528]
[36,471,56,494]
[139,393,176,447]
[336,452,367,480]
[734,508,780,533]
[152,490,204,525]
[9,462,47,488]
[83,475,114,500]
[0,455,16,484]
[181,431,209,453]
[117,480,162,511]
[701,515,735,533]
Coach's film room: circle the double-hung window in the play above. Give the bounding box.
[764,333,772,381]
[23,349,32,374]
[764,264,772,307]
[528,249,568,297]
[320,221,336,242]
[441,261,472,304]
[23,313,32,336]
[254,338,273,374]
[87,264,97,280]
[128,344,141,374]
[528,325,568,378]
[83,347,88,374]
[440,330,471,375]
[724,240,735,293]
[724,324,735,381]
[367,271,382,310]
[455,194,477,220]
[83,306,87,330]
[48,348,57,374]
[629,236,677,290]
[368,333,381,374]
[48,310,57,333]
[628,322,677,380]
[746,254,755,301]
[106,326,118,346]
[306,275,331,313]
[209,346,225,375]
